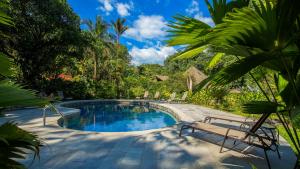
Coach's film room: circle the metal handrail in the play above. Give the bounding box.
[43,104,64,126]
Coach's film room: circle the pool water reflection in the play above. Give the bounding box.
[59,102,177,132]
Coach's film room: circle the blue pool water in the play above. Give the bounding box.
[59,102,177,132]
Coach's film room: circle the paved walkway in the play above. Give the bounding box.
[0,102,297,169]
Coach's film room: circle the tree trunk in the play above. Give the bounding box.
[93,53,97,80]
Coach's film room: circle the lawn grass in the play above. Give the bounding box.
[277,125,300,155]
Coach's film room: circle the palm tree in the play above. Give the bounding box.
[168,0,300,166]
[82,16,113,80]
[111,18,128,98]
[111,18,128,46]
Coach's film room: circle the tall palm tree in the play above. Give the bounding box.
[111,18,128,46]
[168,0,300,165]
[82,16,112,80]
[111,18,128,98]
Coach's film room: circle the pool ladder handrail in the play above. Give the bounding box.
[43,104,64,126]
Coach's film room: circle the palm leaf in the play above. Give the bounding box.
[0,81,47,108]
[210,52,276,85]
[0,1,13,26]
[172,45,208,61]
[242,101,280,114]
[207,2,277,50]
[0,53,11,77]
[0,122,42,169]
[207,52,224,68]
[291,106,300,129]
[167,15,212,46]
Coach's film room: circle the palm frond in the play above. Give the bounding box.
[0,53,11,77]
[205,0,228,24]
[207,52,224,68]
[291,106,300,128]
[210,52,275,85]
[0,122,43,169]
[242,101,280,114]
[279,74,300,108]
[207,1,277,50]
[0,81,47,108]
[0,0,13,26]
[172,45,208,61]
[167,15,212,46]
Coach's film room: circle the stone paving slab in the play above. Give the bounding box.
[1,102,297,169]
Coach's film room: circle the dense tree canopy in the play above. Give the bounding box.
[1,0,86,88]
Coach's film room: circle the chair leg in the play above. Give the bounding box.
[264,149,271,169]
[179,125,189,137]
[179,125,185,137]
[276,145,281,159]
[220,136,227,153]
[220,129,231,153]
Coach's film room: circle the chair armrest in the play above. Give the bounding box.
[204,116,248,124]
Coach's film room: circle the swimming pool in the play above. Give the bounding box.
[58,101,177,132]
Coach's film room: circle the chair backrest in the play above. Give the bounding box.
[181,91,188,100]
[154,91,160,99]
[170,92,176,100]
[143,91,149,98]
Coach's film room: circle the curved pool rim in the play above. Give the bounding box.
[56,99,181,133]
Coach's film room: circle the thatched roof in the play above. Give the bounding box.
[184,66,207,85]
[155,75,169,81]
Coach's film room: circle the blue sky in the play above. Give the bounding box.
[67,0,213,65]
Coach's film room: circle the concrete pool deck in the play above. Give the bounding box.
[0,102,297,169]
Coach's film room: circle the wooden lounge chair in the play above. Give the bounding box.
[153,91,160,100]
[167,92,176,103]
[143,91,149,99]
[136,91,149,100]
[179,114,280,169]
[175,91,188,103]
[203,115,279,141]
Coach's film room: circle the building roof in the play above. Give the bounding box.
[184,66,207,85]
[155,75,169,81]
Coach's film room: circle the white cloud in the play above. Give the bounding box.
[124,15,167,41]
[116,2,133,16]
[194,13,214,26]
[97,0,113,15]
[186,0,214,26]
[126,42,133,46]
[185,0,199,15]
[130,45,176,65]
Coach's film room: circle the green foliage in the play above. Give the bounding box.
[291,107,300,129]
[0,80,47,108]
[0,52,11,77]
[0,0,13,26]
[190,89,266,113]
[168,0,300,158]
[92,80,117,99]
[129,86,144,98]
[0,3,45,168]
[2,0,86,88]
[0,122,42,169]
